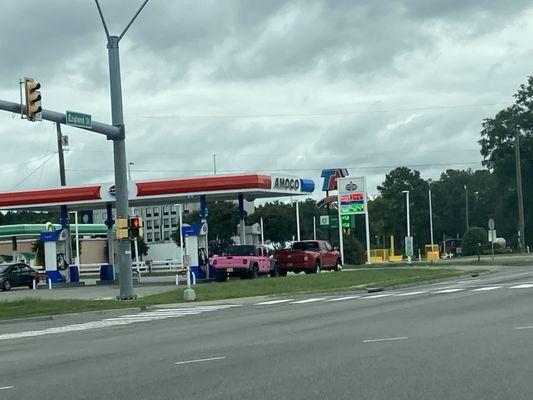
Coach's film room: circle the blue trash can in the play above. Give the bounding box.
[69,266,80,283]
[100,264,114,281]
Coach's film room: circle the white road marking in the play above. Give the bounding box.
[433,288,464,294]
[290,298,328,304]
[510,284,533,289]
[515,326,533,330]
[0,386,14,390]
[395,291,427,297]
[325,296,360,302]
[254,299,294,305]
[0,305,239,341]
[175,356,226,365]
[362,294,393,299]
[363,336,408,343]
[471,286,502,292]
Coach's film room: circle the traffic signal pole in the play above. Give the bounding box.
[106,35,135,299]
[96,0,149,299]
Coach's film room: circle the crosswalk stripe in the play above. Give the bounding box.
[510,284,533,289]
[0,305,239,341]
[290,298,328,304]
[362,294,393,299]
[325,296,360,302]
[395,291,427,297]
[471,286,502,292]
[255,299,294,305]
[433,288,463,294]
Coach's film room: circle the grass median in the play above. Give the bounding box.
[0,268,478,321]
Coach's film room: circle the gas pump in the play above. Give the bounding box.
[182,222,208,279]
[39,222,67,283]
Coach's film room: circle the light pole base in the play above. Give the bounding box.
[184,288,196,301]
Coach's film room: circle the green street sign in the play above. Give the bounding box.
[66,110,92,129]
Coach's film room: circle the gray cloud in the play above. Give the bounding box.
[0,0,532,200]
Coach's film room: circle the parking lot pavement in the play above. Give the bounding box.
[0,275,179,301]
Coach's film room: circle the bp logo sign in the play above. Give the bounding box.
[319,216,330,226]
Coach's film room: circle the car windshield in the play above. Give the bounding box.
[292,242,319,251]
[227,245,256,256]
[0,265,8,274]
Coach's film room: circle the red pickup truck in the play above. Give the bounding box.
[274,240,342,276]
[211,245,275,282]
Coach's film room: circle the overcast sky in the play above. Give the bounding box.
[1,0,532,201]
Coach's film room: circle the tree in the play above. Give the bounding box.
[171,201,238,255]
[462,227,488,256]
[372,167,430,253]
[480,77,533,248]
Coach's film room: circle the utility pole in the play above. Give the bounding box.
[96,0,149,300]
[56,122,72,266]
[56,123,66,186]
[515,132,526,252]
[213,154,217,175]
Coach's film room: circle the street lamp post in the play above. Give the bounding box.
[402,190,411,263]
[293,200,301,241]
[464,184,469,231]
[429,188,434,245]
[95,0,150,300]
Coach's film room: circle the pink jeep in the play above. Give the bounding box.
[211,245,275,282]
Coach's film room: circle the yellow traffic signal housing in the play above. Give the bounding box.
[128,216,143,239]
[24,78,42,121]
[115,218,129,239]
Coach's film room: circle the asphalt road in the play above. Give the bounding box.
[1,267,533,399]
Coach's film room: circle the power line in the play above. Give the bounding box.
[9,152,57,191]
[66,160,482,175]
[118,102,508,120]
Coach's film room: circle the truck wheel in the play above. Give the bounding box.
[215,269,227,282]
[248,264,258,279]
[313,261,321,274]
[270,264,279,278]
[334,259,342,272]
[2,279,11,291]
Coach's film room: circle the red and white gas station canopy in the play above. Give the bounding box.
[0,173,315,211]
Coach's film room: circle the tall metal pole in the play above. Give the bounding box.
[260,217,264,245]
[295,201,300,241]
[96,0,149,299]
[403,190,411,263]
[515,133,526,252]
[56,123,72,265]
[213,154,217,175]
[128,162,140,270]
[464,185,469,231]
[313,216,317,240]
[56,123,66,186]
[429,188,434,245]
[179,204,189,289]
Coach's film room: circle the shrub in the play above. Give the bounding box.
[462,227,488,256]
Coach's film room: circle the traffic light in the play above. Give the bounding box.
[128,216,143,239]
[24,78,42,121]
[115,218,129,239]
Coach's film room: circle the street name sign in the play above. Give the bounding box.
[66,110,92,129]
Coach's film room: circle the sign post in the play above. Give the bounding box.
[337,177,371,265]
[488,218,495,263]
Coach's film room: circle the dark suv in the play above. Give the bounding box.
[0,263,39,291]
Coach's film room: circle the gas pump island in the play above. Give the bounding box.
[0,174,315,293]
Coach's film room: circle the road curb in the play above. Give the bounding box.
[382,270,494,291]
